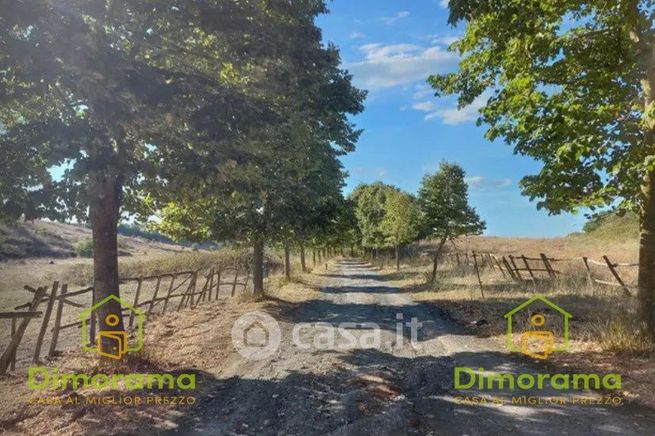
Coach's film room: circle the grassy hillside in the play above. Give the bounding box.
[581,211,640,240]
[0,220,187,261]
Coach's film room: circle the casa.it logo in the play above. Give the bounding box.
[231,311,281,360]
[80,295,145,360]
[504,294,572,360]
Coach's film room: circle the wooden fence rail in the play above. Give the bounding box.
[442,250,636,297]
[0,263,252,375]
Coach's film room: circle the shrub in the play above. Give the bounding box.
[75,239,94,258]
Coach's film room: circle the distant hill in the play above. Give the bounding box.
[581,211,639,240]
[0,220,188,261]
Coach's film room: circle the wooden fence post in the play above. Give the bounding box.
[207,270,214,301]
[33,281,59,363]
[48,284,68,358]
[10,318,16,371]
[493,255,508,278]
[540,253,557,279]
[177,271,197,311]
[502,256,518,282]
[472,252,485,299]
[521,255,537,291]
[231,267,240,296]
[0,287,46,374]
[214,268,222,299]
[603,255,632,296]
[582,257,595,295]
[508,255,523,281]
[130,278,143,328]
[162,274,177,314]
[147,275,163,316]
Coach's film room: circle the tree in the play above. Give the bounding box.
[418,162,485,283]
[381,191,421,271]
[156,2,365,294]
[430,0,655,337]
[0,0,314,353]
[351,183,399,257]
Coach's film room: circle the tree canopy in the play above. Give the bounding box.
[430,0,655,337]
[418,161,485,282]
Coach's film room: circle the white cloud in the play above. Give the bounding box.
[380,11,410,25]
[439,0,450,9]
[465,176,486,189]
[412,101,437,112]
[465,176,513,191]
[497,178,512,188]
[413,84,434,100]
[349,31,365,40]
[423,93,489,125]
[348,43,457,89]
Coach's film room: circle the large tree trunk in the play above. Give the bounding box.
[284,244,291,280]
[300,245,307,273]
[253,238,264,296]
[639,170,655,338]
[630,0,655,340]
[88,173,124,356]
[396,244,400,272]
[430,236,448,284]
[313,248,316,266]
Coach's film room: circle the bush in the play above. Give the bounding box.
[75,239,94,257]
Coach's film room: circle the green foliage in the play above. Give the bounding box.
[417,161,485,241]
[153,2,365,253]
[74,239,94,258]
[351,183,400,249]
[582,211,640,240]
[430,1,653,216]
[381,190,421,247]
[117,224,175,245]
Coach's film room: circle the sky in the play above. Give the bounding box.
[316,0,588,237]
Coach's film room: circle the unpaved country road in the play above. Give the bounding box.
[169,259,655,435]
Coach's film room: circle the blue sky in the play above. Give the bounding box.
[317,0,588,237]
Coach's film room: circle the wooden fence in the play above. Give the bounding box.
[442,251,637,298]
[0,264,251,375]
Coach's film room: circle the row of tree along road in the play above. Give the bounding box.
[3,0,655,356]
[1,1,366,357]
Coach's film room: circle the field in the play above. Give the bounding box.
[0,221,275,377]
[370,230,655,408]
[2,220,655,433]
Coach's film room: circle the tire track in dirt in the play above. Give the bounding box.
[168,259,655,435]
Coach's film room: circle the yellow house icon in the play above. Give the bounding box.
[80,295,145,359]
[504,295,572,360]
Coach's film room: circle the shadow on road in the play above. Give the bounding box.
[160,259,655,435]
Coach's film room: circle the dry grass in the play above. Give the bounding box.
[0,271,309,435]
[380,233,655,408]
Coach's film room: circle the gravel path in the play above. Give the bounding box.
[168,259,655,435]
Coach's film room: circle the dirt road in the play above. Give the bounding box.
[169,259,655,435]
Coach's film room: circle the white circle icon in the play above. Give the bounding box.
[231,311,281,360]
